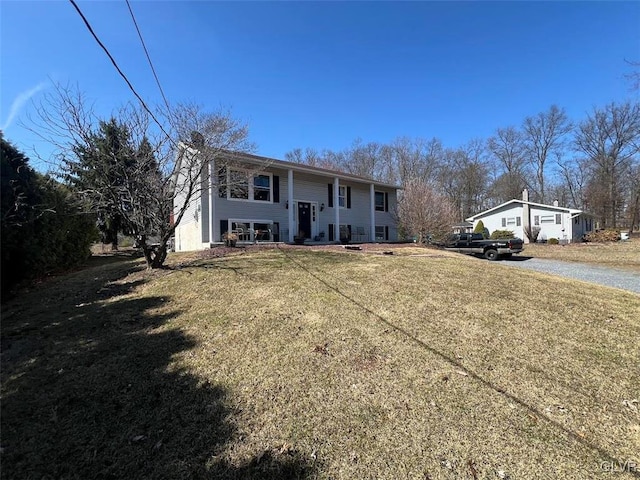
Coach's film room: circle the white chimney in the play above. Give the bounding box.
[553,199,559,207]
[522,189,530,244]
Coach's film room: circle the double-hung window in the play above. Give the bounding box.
[253,175,271,201]
[375,191,385,211]
[375,225,387,241]
[226,168,272,203]
[338,186,346,207]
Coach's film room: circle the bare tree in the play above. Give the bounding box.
[383,137,444,186]
[574,101,640,228]
[396,179,457,243]
[487,126,530,204]
[341,139,387,180]
[522,105,572,203]
[626,162,640,232]
[284,147,323,167]
[438,140,489,220]
[557,155,589,210]
[29,83,254,268]
[624,59,640,91]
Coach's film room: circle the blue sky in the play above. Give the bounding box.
[1,1,639,167]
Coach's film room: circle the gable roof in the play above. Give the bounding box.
[225,150,401,189]
[465,199,585,222]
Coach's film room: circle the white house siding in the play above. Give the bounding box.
[469,201,593,243]
[214,169,397,243]
[173,167,205,251]
[175,221,203,252]
[529,206,572,242]
[173,158,399,251]
[475,204,525,239]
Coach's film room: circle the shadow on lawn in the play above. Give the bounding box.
[1,257,315,479]
[278,246,640,479]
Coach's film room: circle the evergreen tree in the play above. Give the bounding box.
[66,118,138,249]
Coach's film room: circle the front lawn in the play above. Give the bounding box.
[2,246,639,479]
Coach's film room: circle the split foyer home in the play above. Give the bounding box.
[173,150,400,252]
[466,190,594,243]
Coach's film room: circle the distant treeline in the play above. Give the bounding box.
[285,102,640,231]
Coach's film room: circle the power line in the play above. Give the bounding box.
[124,0,172,116]
[68,0,175,147]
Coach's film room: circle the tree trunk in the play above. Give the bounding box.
[141,242,168,269]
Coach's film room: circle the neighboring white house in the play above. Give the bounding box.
[173,151,400,252]
[466,190,594,243]
[452,221,473,234]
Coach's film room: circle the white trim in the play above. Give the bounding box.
[338,185,347,208]
[375,225,388,241]
[225,167,274,204]
[466,199,583,222]
[370,184,376,243]
[224,150,401,189]
[292,199,319,239]
[208,159,214,244]
[334,177,340,240]
[228,218,275,242]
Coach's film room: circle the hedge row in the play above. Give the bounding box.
[1,136,97,295]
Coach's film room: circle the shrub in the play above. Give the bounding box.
[548,237,559,245]
[490,230,515,239]
[583,229,620,243]
[473,220,489,239]
[1,136,97,294]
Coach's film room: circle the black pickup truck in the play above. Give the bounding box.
[443,233,524,260]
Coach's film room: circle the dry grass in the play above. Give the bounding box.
[2,246,639,479]
[524,238,640,271]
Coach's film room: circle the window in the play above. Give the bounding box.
[225,168,272,203]
[534,215,540,226]
[253,175,271,201]
[227,219,274,242]
[540,215,555,224]
[555,213,562,224]
[375,225,388,241]
[375,191,385,211]
[506,217,516,226]
[503,216,521,227]
[338,186,346,207]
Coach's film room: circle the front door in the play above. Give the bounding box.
[297,202,311,239]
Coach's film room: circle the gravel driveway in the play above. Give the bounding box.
[500,257,640,294]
